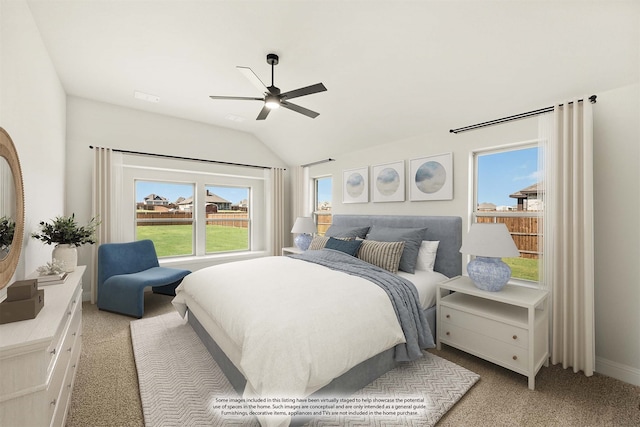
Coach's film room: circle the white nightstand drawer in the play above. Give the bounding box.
[440,304,528,349]
[440,322,528,372]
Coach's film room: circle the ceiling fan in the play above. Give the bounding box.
[209,53,327,120]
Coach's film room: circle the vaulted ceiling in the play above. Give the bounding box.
[26,1,639,165]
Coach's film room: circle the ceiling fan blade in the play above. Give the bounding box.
[256,105,271,120]
[280,101,320,118]
[281,83,327,101]
[237,66,271,94]
[209,95,264,101]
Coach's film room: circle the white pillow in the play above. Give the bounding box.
[415,241,439,272]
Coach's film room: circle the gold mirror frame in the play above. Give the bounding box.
[0,128,24,289]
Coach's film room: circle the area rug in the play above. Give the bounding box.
[131,312,479,427]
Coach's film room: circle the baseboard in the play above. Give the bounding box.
[596,356,640,387]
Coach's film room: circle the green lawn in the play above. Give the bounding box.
[136,224,248,257]
[504,257,539,282]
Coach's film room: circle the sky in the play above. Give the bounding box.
[477,146,539,207]
[316,177,332,204]
[136,181,248,204]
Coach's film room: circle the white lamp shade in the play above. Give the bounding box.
[459,223,520,258]
[291,217,316,234]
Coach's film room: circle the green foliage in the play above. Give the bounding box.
[31,214,100,247]
[136,224,248,257]
[0,216,16,249]
[504,257,539,282]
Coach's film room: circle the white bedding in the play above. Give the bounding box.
[172,256,408,427]
[398,269,449,310]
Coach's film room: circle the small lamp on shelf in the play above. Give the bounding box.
[291,217,316,251]
[459,223,520,292]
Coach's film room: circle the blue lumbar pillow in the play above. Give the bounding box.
[324,237,363,257]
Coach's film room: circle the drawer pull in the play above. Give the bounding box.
[67,347,72,352]
[512,355,518,361]
[68,310,72,316]
[72,332,77,337]
[512,335,518,340]
[50,348,56,355]
[446,331,450,336]
[445,314,450,319]
[50,399,57,406]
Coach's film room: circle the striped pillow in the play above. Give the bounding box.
[357,240,405,273]
[309,236,329,250]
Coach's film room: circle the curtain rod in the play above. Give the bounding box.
[449,95,597,134]
[88,145,279,170]
[301,158,335,168]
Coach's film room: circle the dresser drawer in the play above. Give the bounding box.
[47,286,82,360]
[47,290,82,417]
[440,304,528,349]
[440,322,528,373]
[51,331,82,427]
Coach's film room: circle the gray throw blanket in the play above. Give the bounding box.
[290,249,434,362]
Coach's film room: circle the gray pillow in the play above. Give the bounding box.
[325,225,370,239]
[366,226,428,273]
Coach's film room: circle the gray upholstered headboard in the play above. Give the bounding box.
[331,214,462,278]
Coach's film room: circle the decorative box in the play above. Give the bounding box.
[0,290,45,324]
[6,279,38,302]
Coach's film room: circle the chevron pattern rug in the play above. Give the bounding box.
[131,312,479,427]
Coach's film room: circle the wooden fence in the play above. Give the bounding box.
[477,214,540,259]
[136,211,249,228]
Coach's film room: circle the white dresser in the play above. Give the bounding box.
[0,266,84,427]
[437,275,549,390]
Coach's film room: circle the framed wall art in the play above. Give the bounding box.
[342,167,369,203]
[409,152,453,201]
[372,160,405,202]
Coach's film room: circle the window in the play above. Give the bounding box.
[204,185,250,253]
[314,176,332,236]
[473,144,541,283]
[125,156,267,259]
[135,181,194,257]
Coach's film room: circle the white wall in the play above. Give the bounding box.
[65,96,289,298]
[592,84,640,383]
[0,0,67,299]
[308,85,640,386]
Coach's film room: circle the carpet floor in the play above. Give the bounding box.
[66,294,640,426]
[130,312,479,427]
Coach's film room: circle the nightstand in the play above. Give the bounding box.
[281,246,304,255]
[436,275,549,390]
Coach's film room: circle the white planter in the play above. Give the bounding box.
[52,244,77,272]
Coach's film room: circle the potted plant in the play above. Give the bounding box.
[31,214,100,272]
[0,216,16,258]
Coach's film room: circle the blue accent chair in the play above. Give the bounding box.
[97,240,191,318]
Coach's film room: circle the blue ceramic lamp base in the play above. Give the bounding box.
[294,233,312,251]
[467,256,512,292]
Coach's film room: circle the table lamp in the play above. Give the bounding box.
[459,223,520,291]
[291,217,316,251]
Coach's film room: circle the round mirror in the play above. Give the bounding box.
[0,128,24,289]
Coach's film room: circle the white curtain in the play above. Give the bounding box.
[541,97,595,376]
[91,147,123,303]
[270,167,285,255]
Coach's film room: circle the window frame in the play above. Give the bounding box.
[122,154,267,261]
[312,175,332,236]
[470,140,542,287]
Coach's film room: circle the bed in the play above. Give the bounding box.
[172,214,461,427]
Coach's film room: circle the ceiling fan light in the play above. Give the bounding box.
[265,96,280,109]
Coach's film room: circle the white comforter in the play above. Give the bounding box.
[172,256,407,427]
